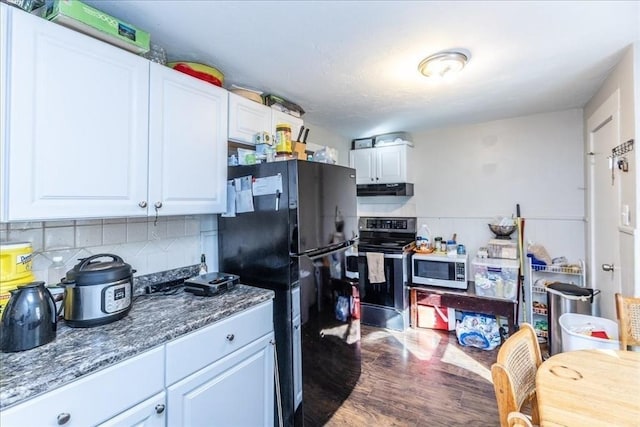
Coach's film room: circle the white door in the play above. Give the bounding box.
[587,90,622,320]
[4,8,149,220]
[148,63,228,216]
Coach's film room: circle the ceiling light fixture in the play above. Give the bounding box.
[418,51,469,79]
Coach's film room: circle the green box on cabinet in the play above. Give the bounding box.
[41,0,150,53]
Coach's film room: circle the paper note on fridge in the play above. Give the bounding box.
[234,175,255,213]
[253,174,283,196]
[221,180,236,217]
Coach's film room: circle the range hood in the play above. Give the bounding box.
[356,183,414,197]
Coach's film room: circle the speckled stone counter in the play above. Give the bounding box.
[0,268,274,410]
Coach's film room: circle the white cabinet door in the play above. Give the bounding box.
[349,149,376,184]
[376,145,407,184]
[2,7,149,221]
[349,144,410,185]
[148,63,228,215]
[271,109,304,142]
[228,92,271,144]
[291,286,302,409]
[166,333,275,427]
[98,392,166,427]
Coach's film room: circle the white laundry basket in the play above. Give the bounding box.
[559,313,620,351]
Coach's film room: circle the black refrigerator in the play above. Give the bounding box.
[219,160,362,426]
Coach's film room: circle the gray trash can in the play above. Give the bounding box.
[546,283,600,355]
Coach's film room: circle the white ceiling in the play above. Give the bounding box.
[86,0,640,139]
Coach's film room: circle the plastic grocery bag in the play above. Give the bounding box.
[335,296,350,322]
[455,312,501,350]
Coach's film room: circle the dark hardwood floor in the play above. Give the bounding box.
[308,323,501,426]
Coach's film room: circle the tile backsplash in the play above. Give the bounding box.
[0,215,218,285]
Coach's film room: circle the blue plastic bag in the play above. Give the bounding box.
[335,296,350,322]
[455,312,501,350]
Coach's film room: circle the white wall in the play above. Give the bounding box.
[0,215,217,285]
[303,121,351,167]
[356,109,587,265]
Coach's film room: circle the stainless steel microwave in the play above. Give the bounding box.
[411,253,468,290]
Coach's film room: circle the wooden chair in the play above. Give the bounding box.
[491,323,542,427]
[508,411,534,427]
[615,293,640,350]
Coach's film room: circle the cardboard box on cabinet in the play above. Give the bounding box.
[40,0,150,54]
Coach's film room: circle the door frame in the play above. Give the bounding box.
[586,89,620,297]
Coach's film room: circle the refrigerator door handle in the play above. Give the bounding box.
[291,238,358,260]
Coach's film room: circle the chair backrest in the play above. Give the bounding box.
[615,293,640,349]
[507,411,534,427]
[491,323,542,427]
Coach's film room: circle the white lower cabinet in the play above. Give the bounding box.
[167,333,274,426]
[165,300,275,426]
[0,347,165,427]
[98,392,166,427]
[0,301,274,427]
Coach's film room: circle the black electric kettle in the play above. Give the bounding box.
[0,281,57,352]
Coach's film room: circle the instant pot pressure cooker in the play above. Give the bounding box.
[60,254,135,327]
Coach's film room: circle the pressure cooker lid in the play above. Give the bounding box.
[64,254,134,286]
[547,282,594,297]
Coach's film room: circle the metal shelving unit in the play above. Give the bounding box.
[523,258,586,342]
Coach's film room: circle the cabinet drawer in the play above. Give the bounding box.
[165,301,273,385]
[0,346,164,427]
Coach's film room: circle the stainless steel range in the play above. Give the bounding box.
[357,217,416,331]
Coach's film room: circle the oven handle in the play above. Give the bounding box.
[290,238,358,260]
[358,252,405,259]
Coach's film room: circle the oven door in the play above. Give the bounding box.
[358,253,405,310]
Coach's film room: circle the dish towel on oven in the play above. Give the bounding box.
[366,252,385,283]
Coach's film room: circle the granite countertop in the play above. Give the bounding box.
[0,268,274,410]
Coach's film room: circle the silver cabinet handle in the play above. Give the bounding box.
[154,201,163,209]
[57,413,71,425]
[155,404,165,414]
[226,333,235,341]
[602,263,615,272]
[138,201,148,208]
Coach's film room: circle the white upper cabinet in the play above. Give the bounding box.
[1,6,149,221]
[349,144,412,185]
[149,63,228,216]
[0,7,229,221]
[271,108,304,142]
[227,92,271,145]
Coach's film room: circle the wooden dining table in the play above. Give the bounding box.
[536,349,640,426]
